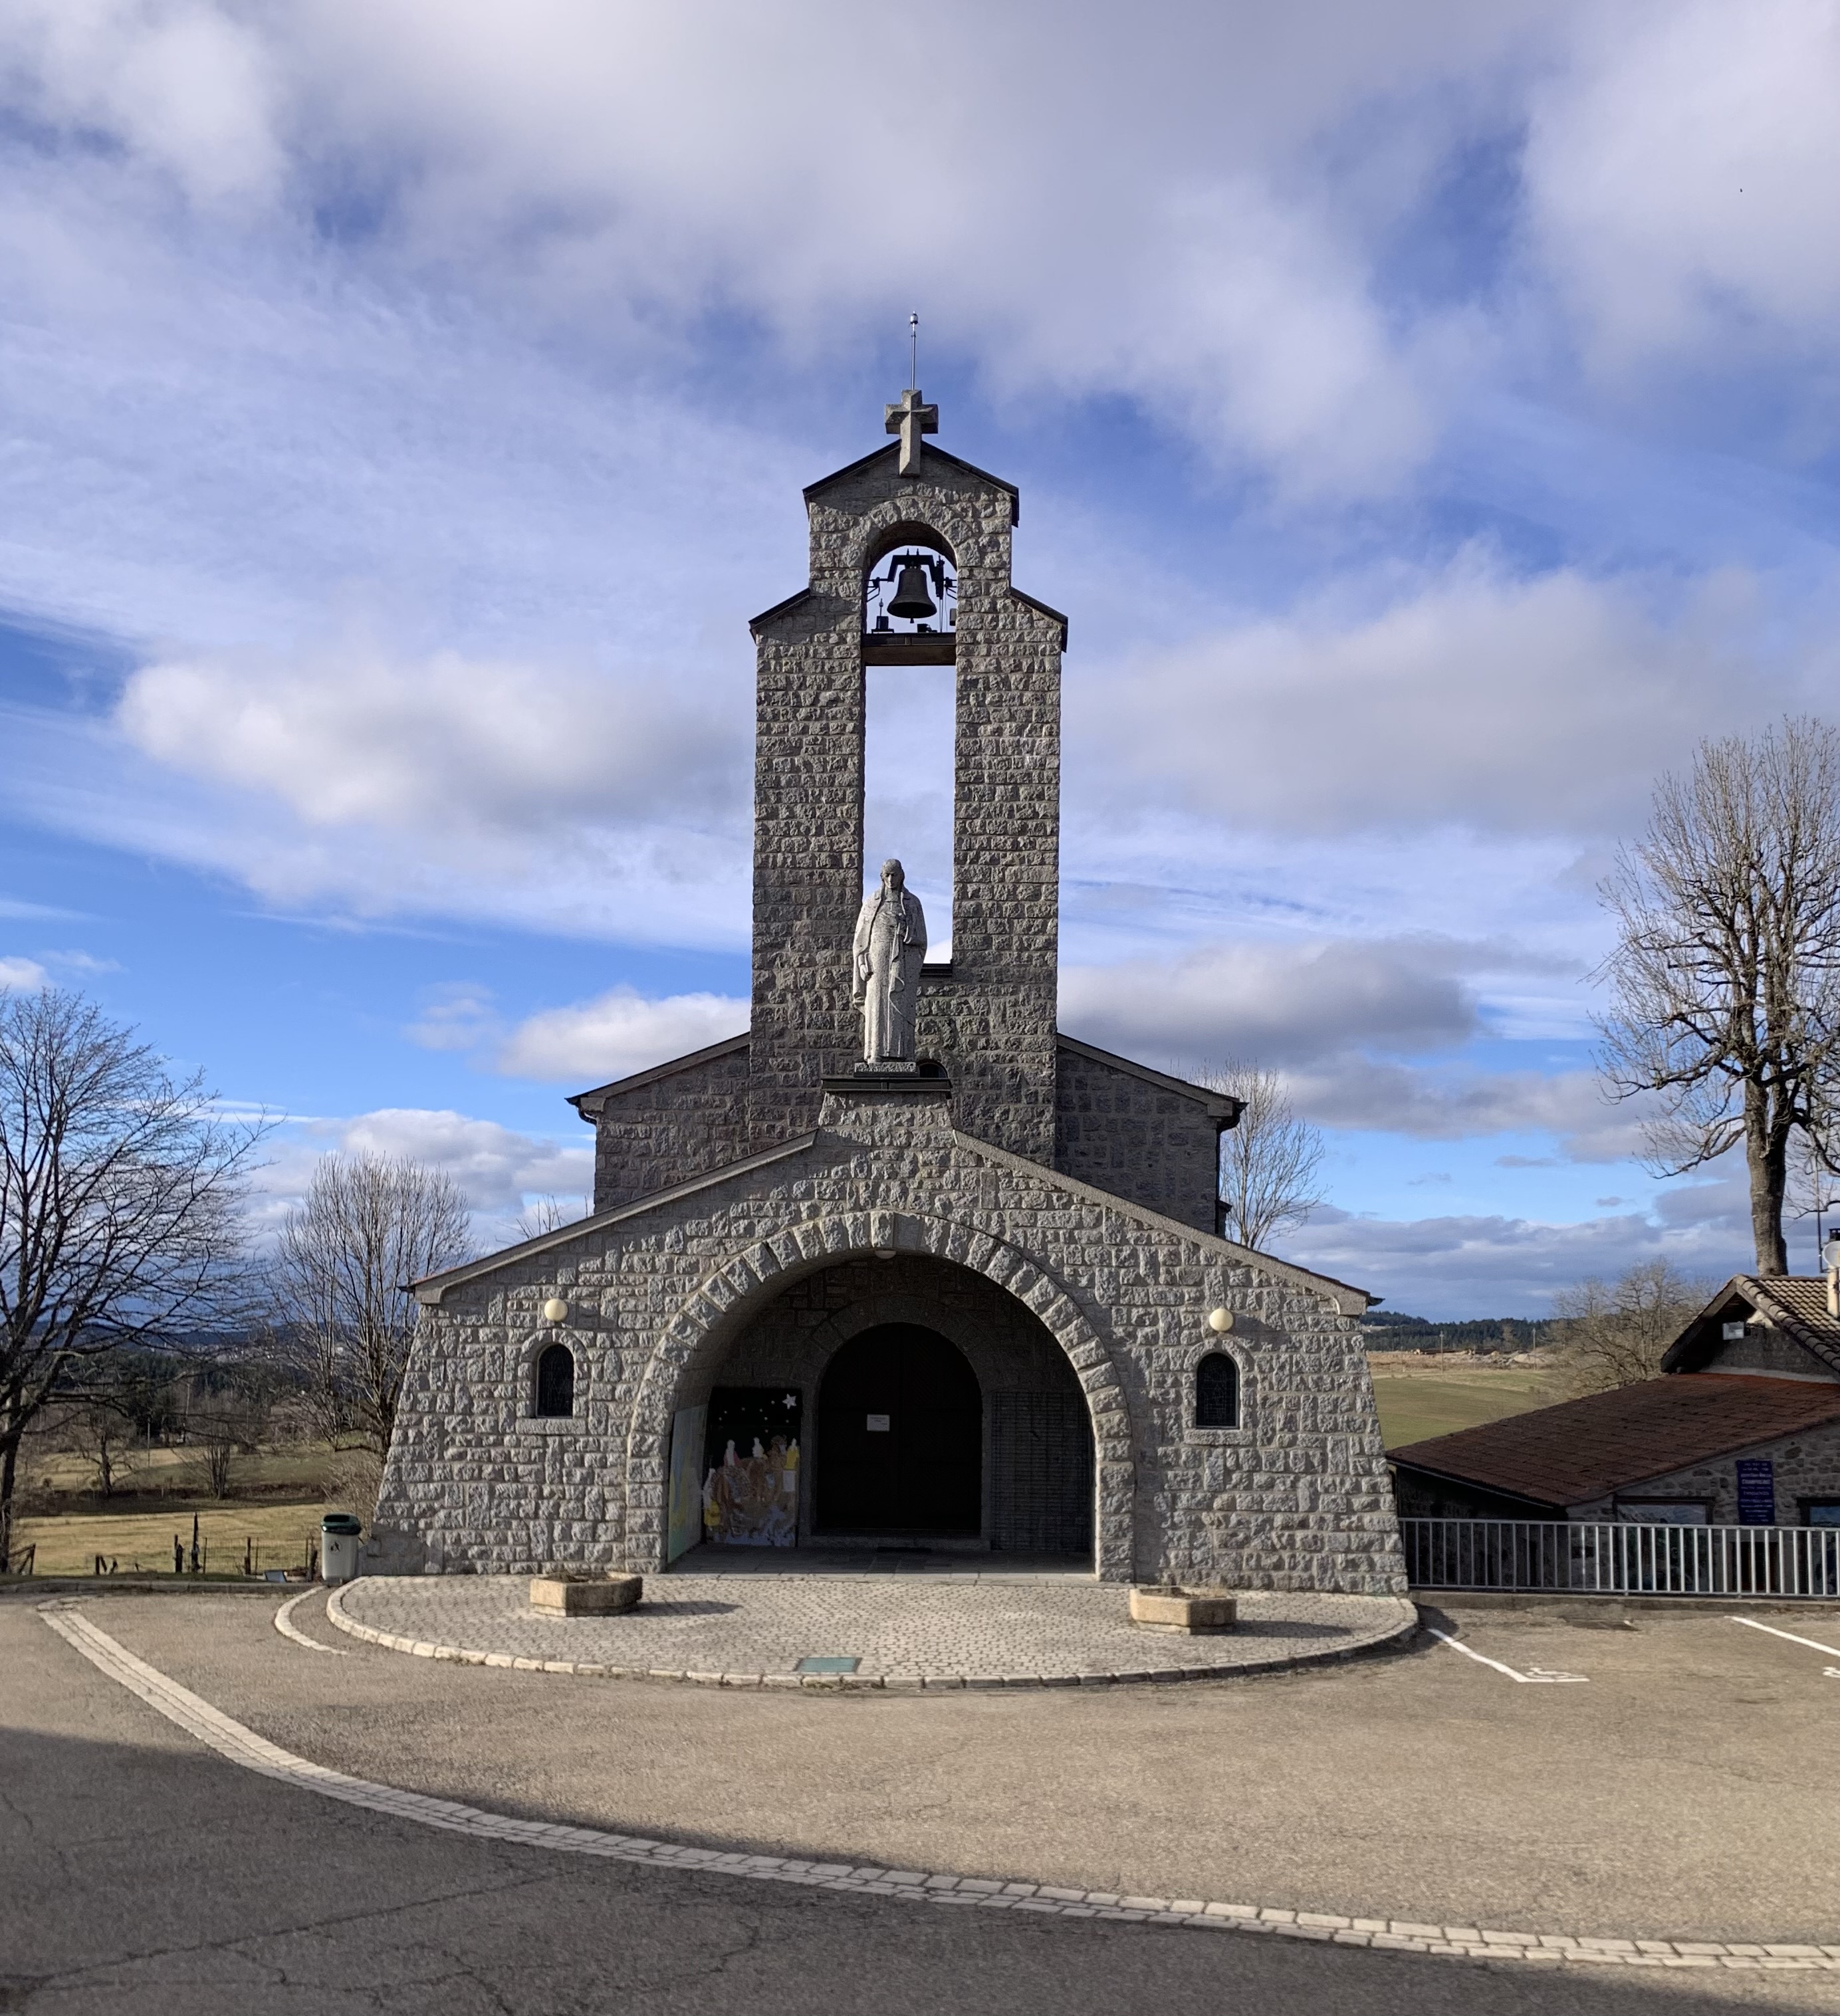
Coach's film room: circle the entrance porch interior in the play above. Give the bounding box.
[675,1253,1096,1569]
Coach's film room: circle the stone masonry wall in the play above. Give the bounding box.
[1054,1044,1221,1234]
[374,1089,1404,1593]
[584,1040,754,1212]
[750,446,1061,1163]
[1567,1415,1840,1523]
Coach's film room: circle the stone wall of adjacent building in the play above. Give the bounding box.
[1567,1416,1840,1524]
[1054,1043,1222,1235]
[1702,1328,1840,1382]
[373,1086,1404,1594]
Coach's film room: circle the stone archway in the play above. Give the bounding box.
[626,1210,1135,1578]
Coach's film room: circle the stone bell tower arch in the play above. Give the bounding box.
[747,394,1067,1161]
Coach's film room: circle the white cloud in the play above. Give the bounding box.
[0,956,49,990]
[253,1106,594,1242]
[495,986,748,1084]
[1524,0,1840,378]
[117,641,741,834]
[1075,556,1837,842]
[1,1,285,209]
[0,1,1623,506]
[0,698,748,945]
[1283,1198,1747,1318]
[404,982,500,1056]
[1059,936,1482,1068]
[1289,1059,1649,1163]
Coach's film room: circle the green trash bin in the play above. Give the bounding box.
[321,1512,363,1585]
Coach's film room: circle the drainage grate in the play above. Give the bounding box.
[795,1655,861,1674]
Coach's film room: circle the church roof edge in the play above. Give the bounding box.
[801,440,1020,524]
[567,1030,750,1119]
[1009,586,1069,650]
[1056,1032,1239,1121]
[951,1122,1371,1315]
[747,588,813,638]
[411,1128,818,1303]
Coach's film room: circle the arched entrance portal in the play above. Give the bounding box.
[671,1250,1101,1563]
[816,1323,981,1536]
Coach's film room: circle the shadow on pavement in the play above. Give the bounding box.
[2,1720,1829,2016]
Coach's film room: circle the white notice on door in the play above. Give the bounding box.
[866,1414,890,1432]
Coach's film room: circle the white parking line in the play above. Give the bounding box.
[1730,1616,1840,1675]
[1427,1628,1587,1684]
[275,1589,348,1655]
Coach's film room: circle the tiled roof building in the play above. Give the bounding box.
[1390,1277,1840,1526]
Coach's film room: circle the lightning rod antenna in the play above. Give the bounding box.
[909,312,919,393]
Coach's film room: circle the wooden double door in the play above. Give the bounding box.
[815,1323,982,1536]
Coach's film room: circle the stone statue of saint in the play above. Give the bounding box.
[852,858,927,1065]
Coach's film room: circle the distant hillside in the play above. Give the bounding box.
[1359,1310,1548,1355]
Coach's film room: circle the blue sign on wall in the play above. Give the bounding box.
[1734,1458,1776,1525]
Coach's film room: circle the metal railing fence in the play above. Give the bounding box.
[1402,1518,1840,1598]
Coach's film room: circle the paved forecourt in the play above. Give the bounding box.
[327,1572,1414,1686]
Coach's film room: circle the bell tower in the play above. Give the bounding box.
[747,395,1066,1162]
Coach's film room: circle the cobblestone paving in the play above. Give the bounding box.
[331,1575,1415,1686]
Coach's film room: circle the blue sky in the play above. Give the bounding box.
[1,1,1836,1315]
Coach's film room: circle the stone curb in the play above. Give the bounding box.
[38,1601,1839,1977]
[322,1581,1420,1690]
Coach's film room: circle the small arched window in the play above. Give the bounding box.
[1195,1352,1239,1429]
[536,1343,575,1418]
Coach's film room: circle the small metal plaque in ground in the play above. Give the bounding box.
[796,1655,861,1674]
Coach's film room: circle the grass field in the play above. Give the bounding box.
[25,1441,331,1500]
[1369,1361,1556,1449]
[13,1438,340,1577]
[15,1498,327,1577]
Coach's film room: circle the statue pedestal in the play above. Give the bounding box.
[854,1058,919,1076]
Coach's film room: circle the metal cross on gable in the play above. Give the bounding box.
[885,387,939,476]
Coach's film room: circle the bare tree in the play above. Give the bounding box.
[1787,1127,1840,1272]
[273,1153,472,1460]
[1551,1261,1710,1396]
[183,1375,269,1501]
[514,1193,591,1242]
[0,988,261,1561]
[1597,719,1840,1275]
[1200,1062,1326,1252]
[65,1399,138,1498]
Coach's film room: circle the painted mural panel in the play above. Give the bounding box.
[703,1386,802,1546]
[667,1404,707,1561]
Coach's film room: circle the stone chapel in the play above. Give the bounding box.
[372,394,1405,1592]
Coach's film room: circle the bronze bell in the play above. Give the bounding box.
[885,559,937,622]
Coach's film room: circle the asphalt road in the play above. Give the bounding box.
[3,1591,1836,2015]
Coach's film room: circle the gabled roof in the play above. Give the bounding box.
[567,1032,749,1123]
[748,588,814,637]
[1663,1274,1840,1378]
[1010,586,1069,651]
[801,439,1020,524]
[414,1113,1370,1315]
[1389,1375,1840,1510]
[413,1131,816,1303]
[1055,1033,1241,1124]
